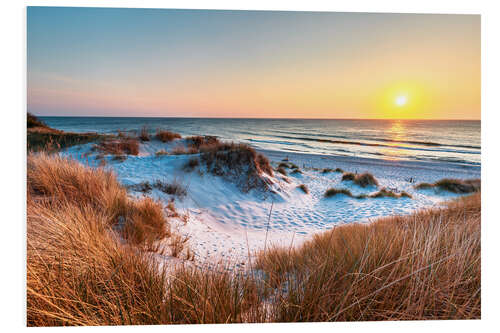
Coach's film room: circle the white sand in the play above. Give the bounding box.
[62,139,480,268]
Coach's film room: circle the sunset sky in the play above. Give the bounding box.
[27,7,480,119]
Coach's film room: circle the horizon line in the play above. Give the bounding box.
[35,115,481,121]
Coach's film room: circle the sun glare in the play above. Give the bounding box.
[395,95,407,107]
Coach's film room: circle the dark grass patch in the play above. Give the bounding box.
[28,128,107,152]
[341,172,378,187]
[297,184,309,194]
[112,154,127,162]
[415,178,480,194]
[156,129,181,142]
[341,172,356,181]
[183,157,200,172]
[127,181,153,194]
[277,167,287,176]
[27,112,48,128]
[324,188,353,198]
[291,168,302,175]
[322,168,334,174]
[153,180,187,198]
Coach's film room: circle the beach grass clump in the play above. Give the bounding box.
[277,166,287,176]
[27,153,170,246]
[139,126,151,141]
[186,135,220,149]
[127,181,153,194]
[112,154,127,162]
[342,172,378,187]
[153,179,187,198]
[341,172,356,181]
[415,178,480,193]
[155,149,169,157]
[256,192,481,321]
[93,138,139,156]
[156,129,181,142]
[297,184,309,194]
[324,188,353,198]
[183,157,200,172]
[199,142,273,192]
[291,168,302,175]
[322,167,343,174]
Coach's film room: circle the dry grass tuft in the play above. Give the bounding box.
[93,138,139,156]
[342,172,378,187]
[183,157,200,172]
[139,126,151,141]
[156,129,181,142]
[256,192,481,321]
[153,179,188,198]
[416,178,480,193]
[324,188,353,198]
[155,149,169,157]
[298,184,309,194]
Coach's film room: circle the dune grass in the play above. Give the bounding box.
[93,138,140,156]
[156,129,181,142]
[415,178,480,193]
[27,152,480,325]
[256,192,480,321]
[297,184,309,194]
[342,172,378,187]
[324,187,411,199]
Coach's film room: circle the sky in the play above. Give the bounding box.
[27,7,480,119]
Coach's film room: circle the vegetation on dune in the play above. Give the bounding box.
[416,178,481,193]
[324,187,411,199]
[92,138,139,156]
[27,112,110,152]
[277,166,287,176]
[27,112,48,128]
[256,192,480,321]
[297,184,309,194]
[342,172,379,187]
[153,179,188,198]
[156,129,181,142]
[196,140,274,192]
[324,188,353,198]
[155,149,169,157]
[27,153,480,325]
[139,126,151,141]
[183,157,200,172]
[322,167,343,174]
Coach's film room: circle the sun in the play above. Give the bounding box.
[395,95,408,107]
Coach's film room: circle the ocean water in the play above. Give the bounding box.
[40,117,481,166]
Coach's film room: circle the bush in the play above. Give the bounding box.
[277,167,287,176]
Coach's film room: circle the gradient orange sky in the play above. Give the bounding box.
[27,8,480,119]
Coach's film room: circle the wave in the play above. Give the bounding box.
[269,135,480,154]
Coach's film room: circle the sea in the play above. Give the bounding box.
[40,117,481,166]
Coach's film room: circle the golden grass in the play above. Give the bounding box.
[27,153,481,325]
[256,192,480,321]
[156,129,181,142]
[92,139,139,156]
